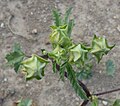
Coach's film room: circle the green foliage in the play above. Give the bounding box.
[5,7,115,103]
[59,62,67,81]
[17,98,32,106]
[52,9,61,27]
[77,69,92,80]
[66,63,88,99]
[52,7,74,38]
[6,43,25,72]
[113,99,120,106]
[52,61,57,73]
[67,19,74,37]
[106,59,116,76]
[63,7,73,24]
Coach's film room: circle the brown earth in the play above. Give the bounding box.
[0,0,120,106]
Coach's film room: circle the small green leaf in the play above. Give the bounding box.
[22,54,49,80]
[13,43,21,52]
[52,9,61,26]
[67,19,74,37]
[106,59,116,76]
[77,70,92,80]
[64,7,73,24]
[6,52,24,66]
[52,61,57,73]
[17,98,32,106]
[5,43,25,72]
[113,99,120,106]
[59,62,67,81]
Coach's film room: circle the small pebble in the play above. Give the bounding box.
[113,15,119,19]
[30,12,33,15]
[46,82,50,86]
[75,97,79,101]
[0,23,4,28]
[76,102,79,105]
[99,70,102,74]
[26,83,29,87]
[102,101,108,105]
[3,78,8,82]
[29,92,32,95]
[32,29,38,34]
[113,16,117,19]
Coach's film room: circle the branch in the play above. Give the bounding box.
[80,100,89,106]
[77,80,91,97]
[94,88,120,96]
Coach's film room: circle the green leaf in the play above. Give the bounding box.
[106,59,116,76]
[113,99,120,106]
[67,19,74,37]
[91,96,98,106]
[13,43,21,52]
[90,35,115,63]
[17,98,32,106]
[5,43,25,72]
[6,52,24,66]
[52,9,61,27]
[22,54,49,80]
[77,70,92,80]
[64,7,73,24]
[59,62,67,81]
[66,63,88,99]
[52,61,57,73]
[14,62,21,72]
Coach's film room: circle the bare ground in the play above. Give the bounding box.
[0,0,120,106]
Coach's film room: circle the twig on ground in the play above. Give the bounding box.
[94,88,120,96]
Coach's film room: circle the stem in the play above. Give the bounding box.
[94,88,120,96]
[80,100,89,106]
[77,80,91,97]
